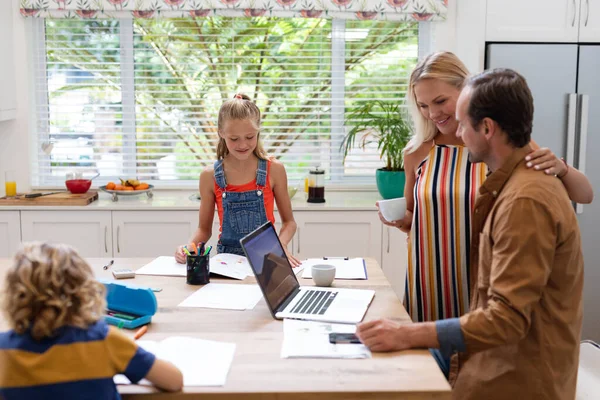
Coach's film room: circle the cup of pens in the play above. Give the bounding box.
[184,242,211,285]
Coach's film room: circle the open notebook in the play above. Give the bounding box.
[114,337,236,387]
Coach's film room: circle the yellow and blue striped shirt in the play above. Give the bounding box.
[0,320,155,400]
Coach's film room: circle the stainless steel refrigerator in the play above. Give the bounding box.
[486,43,600,341]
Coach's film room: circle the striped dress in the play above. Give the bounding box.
[405,144,488,322]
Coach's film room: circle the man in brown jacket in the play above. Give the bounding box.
[357,68,584,400]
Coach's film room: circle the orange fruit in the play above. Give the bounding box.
[122,186,134,191]
[106,182,116,190]
[134,183,149,190]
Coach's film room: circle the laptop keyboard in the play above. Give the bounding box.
[290,290,338,315]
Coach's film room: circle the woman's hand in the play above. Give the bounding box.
[526,147,567,177]
[284,247,301,268]
[174,245,186,264]
[376,202,404,229]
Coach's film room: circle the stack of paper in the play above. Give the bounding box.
[301,258,367,280]
[135,255,252,280]
[178,283,263,310]
[280,319,371,359]
[114,336,236,387]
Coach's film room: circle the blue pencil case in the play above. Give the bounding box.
[100,280,157,329]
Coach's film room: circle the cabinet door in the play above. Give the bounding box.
[0,211,21,257]
[112,211,198,257]
[486,0,580,42]
[579,0,600,42]
[0,0,16,120]
[381,227,408,302]
[294,211,382,264]
[21,211,112,257]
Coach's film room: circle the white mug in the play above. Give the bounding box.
[312,264,336,287]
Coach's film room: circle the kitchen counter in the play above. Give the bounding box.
[0,190,382,211]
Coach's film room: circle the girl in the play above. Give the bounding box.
[176,93,299,266]
[0,242,183,399]
[379,52,593,323]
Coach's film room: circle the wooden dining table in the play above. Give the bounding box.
[0,257,451,400]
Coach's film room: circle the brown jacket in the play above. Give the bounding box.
[450,145,584,400]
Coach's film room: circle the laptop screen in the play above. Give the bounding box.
[240,222,299,313]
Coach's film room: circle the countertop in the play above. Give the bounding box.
[0,190,382,211]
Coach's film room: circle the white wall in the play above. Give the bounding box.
[0,1,478,197]
[0,0,32,197]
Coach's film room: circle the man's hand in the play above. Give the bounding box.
[356,319,410,352]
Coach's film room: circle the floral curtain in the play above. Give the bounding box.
[19,0,448,21]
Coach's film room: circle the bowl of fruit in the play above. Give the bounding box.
[100,179,153,202]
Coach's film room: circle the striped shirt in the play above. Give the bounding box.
[0,320,155,400]
[405,144,488,322]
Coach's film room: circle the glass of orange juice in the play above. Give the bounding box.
[4,170,16,197]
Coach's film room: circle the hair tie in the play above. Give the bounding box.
[234,93,243,99]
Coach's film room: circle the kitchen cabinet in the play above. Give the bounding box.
[381,226,408,302]
[0,211,20,257]
[293,211,382,265]
[21,211,112,257]
[112,211,198,257]
[0,0,16,121]
[485,0,600,42]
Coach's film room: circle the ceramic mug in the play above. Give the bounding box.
[312,264,336,287]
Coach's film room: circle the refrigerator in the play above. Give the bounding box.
[486,43,600,341]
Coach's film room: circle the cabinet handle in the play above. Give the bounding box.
[566,93,577,167]
[571,0,576,27]
[387,227,390,253]
[576,94,589,215]
[297,227,300,254]
[585,0,590,26]
[104,226,108,253]
[117,225,120,253]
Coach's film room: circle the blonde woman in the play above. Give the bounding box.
[0,242,183,398]
[378,52,593,323]
[175,93,299,265]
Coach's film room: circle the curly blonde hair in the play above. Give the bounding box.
[405,51,470,154]
[1,242,106,340]
[217,93,268,160]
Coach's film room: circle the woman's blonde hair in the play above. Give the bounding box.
[405,51,470,153]
[1,242,106,341]
[216,93,268,160]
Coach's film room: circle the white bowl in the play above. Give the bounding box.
[312,264,336,287]
[378,197,407,222]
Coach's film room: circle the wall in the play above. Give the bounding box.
[0,0,32,197]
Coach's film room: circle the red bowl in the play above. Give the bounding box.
[65,179,91,194]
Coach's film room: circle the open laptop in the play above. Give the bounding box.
[240,221,375,324]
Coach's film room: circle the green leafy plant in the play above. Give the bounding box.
[341,100,412,171]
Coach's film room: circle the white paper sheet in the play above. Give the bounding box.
[210,253,252,280]
[300,258,367,280]
[280,319,371,359]
[114,336,236,387]
[178,283,263,310]
[135,256,186,277]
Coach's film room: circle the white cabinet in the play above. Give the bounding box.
[486,0,581,42]
[381,227,408,302]
[0,211,21,257]
[579,0,600,42]
[21,211,112,257]
[294,211,382,265]
[0,0,16,121]
[112,211,198,257]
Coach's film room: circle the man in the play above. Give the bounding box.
[356,68,584,400]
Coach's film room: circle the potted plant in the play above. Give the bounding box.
[341,100,412,199]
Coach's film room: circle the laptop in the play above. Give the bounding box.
[240,221,375,324]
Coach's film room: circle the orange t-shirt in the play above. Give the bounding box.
[214,160,275,236]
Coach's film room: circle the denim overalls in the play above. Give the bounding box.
[214,158,269,255]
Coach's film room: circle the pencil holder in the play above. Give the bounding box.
[186,254,210,285]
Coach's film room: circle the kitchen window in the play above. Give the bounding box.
[31,17,420,188]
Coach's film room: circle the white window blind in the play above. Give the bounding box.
[32,17,419,188]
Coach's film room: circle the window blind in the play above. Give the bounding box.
[32,17,419,187]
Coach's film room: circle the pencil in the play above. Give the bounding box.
[134,325,148,340]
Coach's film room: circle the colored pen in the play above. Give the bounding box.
[182,247,192,256]
[134,325,148,340]
[203,245,212,256]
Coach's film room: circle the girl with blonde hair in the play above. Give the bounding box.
[378,51,593,323]
[176,93,299,265]
[0,242,183,398]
